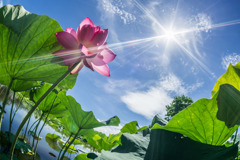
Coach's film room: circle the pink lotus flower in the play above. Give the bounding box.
[53,17,116,76]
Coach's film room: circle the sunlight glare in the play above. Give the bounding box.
[164,29,176,40]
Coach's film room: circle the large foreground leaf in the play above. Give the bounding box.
[154,92,238,145]
[91,129,238,160]
[0,5,77,89]
[11,80,40,92]
[217,84,240,128]
[144,129,238,160]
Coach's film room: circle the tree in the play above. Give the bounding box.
[165,95,193,121]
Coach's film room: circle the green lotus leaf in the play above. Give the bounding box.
[58,140,77,153]
[0,5,77,90]
[93,129,238,160]
[31,83,67,115]
[4,132,32,154]
[216,84,240,128]
[150,114,168,127]
[45,134,61,152]
[11,80,40,92]
[46,133,61,141]
[61,115,79,135]
[212,62,240,96]
[121,121,148,134]
[85,131,121,151]
[154,91,238,145]
[73,153,92,160]
[95,131,150,160]
[69,137,83,145]
[58,92,120,130]
[144,129,238,160]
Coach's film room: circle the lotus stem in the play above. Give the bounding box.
[32,113,44,149]
[57,133,73,160]
[11,96,24,123]
[0,85,7,96]
[9,61,82,160]
[23,117,31,140]
[0,78,14,130]
[28,119,39,134]
[32,114,47,160]
[9,92,16,138]
[60,127,82,160]
[33,95,58,159]
[233,128,238,144]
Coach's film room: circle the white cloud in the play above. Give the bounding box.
[159,74,188,95]
[194,13,212,33]
[94,125,122,136]
[120,74,203,120]
[98,0,136,24]
[121,87,172,119]
[221,53,240,70]
[103,79,141,94]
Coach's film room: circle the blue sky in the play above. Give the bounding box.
[2,0,240,133]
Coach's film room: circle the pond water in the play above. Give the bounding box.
[1,103,88,160]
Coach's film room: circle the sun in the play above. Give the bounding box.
[164,29,176,40]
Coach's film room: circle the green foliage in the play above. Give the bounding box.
[211,62,240,128]
[0,5,77,90]
[73,153,92,160]
[11,80,40,92]
[59,92,120,130]
[69,137,83,145]
[121,121,148,134]
[45,133,61,152]
[95,131,150,160]
[154,90,238,145]
[31,83,68,116]
[3,132,32,154]
[216,84,240,128]
[165,95,193,121]
[46,133,61,141]
[58,140,78,153]
[1,4,240,160]
[144,129,238,160]
[0,153,19,160]
[85,131,122,152]
[212,62,240,96]
[150,114,167,127]
[91,129,238,160]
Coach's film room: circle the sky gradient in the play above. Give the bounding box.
[2,0,240,133]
